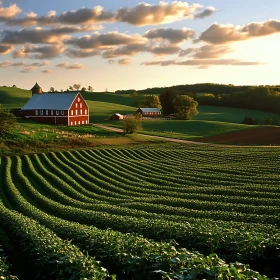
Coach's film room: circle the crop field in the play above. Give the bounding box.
[0,143,279,279]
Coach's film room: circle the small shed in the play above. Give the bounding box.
[109,113,124,120]
[136,108,161,116]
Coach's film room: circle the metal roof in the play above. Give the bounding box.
[138,108,161,113]
[21,93,80,110]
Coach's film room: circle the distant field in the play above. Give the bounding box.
[2,86,280,141]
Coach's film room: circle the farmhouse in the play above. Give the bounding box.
[109,113,124,120]
[136,108,161,116]
[21,83,89,126]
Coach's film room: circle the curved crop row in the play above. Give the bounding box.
[0,157,269,280]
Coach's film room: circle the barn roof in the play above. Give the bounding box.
[138,108,161,113]
[21,92,80,110]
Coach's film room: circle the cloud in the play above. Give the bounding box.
[42,69,52,74]
[144,28,195,44]
[56,62,84,69]
[179,44,233,58]
[13,44,64,59]
[65,32,145,49]
[0,44,13,54]
[65,48,100,58]
[1,25,95,45]
[102,43,148,58]
[118,58,132,65]
[142,58,263,67]
[0,60,49,72]
[9,6,114,26]
[151,44,181,56]
[0,4,21,20]
[115,1,203,26]
[197,20,280,44]
[194,6,215,19]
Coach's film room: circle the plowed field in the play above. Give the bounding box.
[198,126,280,145]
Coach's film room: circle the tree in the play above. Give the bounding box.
[81,87,87,92]
[69,85,73,91]
[173,95,199,120]
[159,89,177,115]
[73,84,81,91]
[50,87,55,92]
[123,116,142,134]
[88,86,94,92]
[0,108,17,135]
[143,95,162,109]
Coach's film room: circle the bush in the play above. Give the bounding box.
[0,109,17,135]
[123,117,142,134]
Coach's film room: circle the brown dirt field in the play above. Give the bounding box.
[196,126,280,145]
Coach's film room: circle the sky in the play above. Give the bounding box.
[0,0,280,92]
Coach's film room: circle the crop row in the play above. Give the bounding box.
[2,156,280,277]
[0,156,270,280]
[28,151,280,222]
[0,246,18,280]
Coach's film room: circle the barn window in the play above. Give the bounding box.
[56,110,59,115]
[80,109,83,115]
[78,97,80,102]
[75,121,77,125]
[80,103,82,108]
[61,111,64,115]
[71,110,73,116]
[71,122,73,126]
[51,110,53,115]
[86,120,88,124]
[40,110,44,115]
[35,110,38,115]
[78,121,80,125]
[85,109,87,114]
[46,110,48,115]
[75,110,78,115]
[82,121,84,124]
[76,103,78,108]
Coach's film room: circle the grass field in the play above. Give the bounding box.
[2,85,280,144]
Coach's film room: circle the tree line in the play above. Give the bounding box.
[116,84,280,114]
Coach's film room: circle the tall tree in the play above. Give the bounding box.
[159,89,177,114]
[88,86,94,92]
[73,84,81,90]
[143,95,161,109]
[173,95,199,120]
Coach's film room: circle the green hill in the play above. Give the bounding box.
[0,86,31,108]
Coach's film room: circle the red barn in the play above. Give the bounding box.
[21,92,89,126]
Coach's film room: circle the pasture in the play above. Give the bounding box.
[1,143,279,279]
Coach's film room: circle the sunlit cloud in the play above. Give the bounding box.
[118,58,132,65]
[194,6,215,19]
[0,4,21,20]
[56,62,84,69]
[196,20,280,44]
[65,32,146,49]
[0,44,13,54]
[142,58,263,67]
[144,27,195,44]
[13,44,64,59]
[179,44,233,58]
[115,1,204,26]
